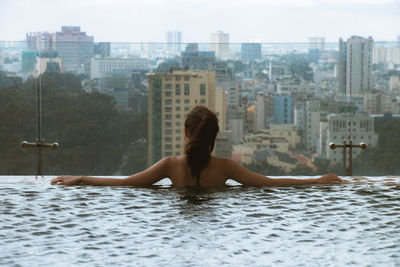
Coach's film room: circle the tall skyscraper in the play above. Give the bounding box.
[25,32,54,52]
[210,31,230,60]
[337,38,347,93]
[165,31,182,52]
[346,36,374,95]
[147,70,225,165]
[54,26,94,74]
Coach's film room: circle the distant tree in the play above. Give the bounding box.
[244,162,286,176]
[0,72,148,175]
[154,59,181,73]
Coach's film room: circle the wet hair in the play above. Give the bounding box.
[184,106,219,186]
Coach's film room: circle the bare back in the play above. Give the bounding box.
[168,155,229,187]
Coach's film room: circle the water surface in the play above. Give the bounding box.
[1,176,399,266]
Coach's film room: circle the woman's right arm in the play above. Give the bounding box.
[224,159,342,186]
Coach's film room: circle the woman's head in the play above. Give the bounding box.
[184,106,219,184]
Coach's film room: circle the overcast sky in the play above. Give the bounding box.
[0,0,399,43]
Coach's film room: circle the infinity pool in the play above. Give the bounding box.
[1,176,399,266]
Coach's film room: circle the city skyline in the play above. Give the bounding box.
[0,0,399,43]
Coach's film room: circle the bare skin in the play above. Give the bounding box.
[51,155,342,187]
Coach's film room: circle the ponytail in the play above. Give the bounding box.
[184,106,219,186]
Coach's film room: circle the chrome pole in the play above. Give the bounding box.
[21,74,59,176]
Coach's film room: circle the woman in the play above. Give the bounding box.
[51,106,342,187]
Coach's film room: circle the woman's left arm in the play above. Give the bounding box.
[51,157,171,186]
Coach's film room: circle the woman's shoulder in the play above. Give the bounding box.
[210,156,237,167]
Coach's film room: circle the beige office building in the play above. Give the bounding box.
[147,70,226,166]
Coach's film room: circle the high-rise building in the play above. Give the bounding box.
[345,36,374,95]
[308,36,325,51]
[165,31,182,52]
[210,31,230,60]
[25,32,55,52]
[54,26,94,74]
[273,94,292,124]
[147,70,224,165]
[337,38,347,93]
[241,43,262,61]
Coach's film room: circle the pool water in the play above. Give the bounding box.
[1,176,399,266]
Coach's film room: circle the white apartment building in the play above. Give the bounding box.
[305,100,321,152]
[326,113,378,164]
[373,47,400,65]
[346,36,374,95]
[364,93,397,114]
[90,57,149,79]
[210,31,230,60]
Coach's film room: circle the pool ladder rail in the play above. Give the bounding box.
[329,140,367,176]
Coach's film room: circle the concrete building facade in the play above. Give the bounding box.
[90,57,149,79]
[54,26,94,74]
[147,70,224,165]
[210,31,230,60]
[346,36,374,95]
[327,113,378,164]
[273,94,292,124]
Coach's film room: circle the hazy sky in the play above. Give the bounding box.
[0,0,399,43]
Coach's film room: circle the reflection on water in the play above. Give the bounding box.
[0,176,399,266]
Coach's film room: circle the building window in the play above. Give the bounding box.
[165,152,173,156]
[184,106,190,111]
[184,99,190,104]
[165,83,172,89]
[176,144,181,148]
[165,115,172,120]
[176,114,181,119]
[175,76,181,81]
[200,84,206,95]
[184,76,190,81]
[176,137,181,141]
[200,99,206,104]
[176,122,181,126]
[165,99,172,105]
[175,84,181,95]
[165,122,172,127]
[164,129,172,135]
[176,99,181,104]
[184,84,190,95]
[175,106,181,111]
[165,137,172,142]
[175,129,181,133]
[165,144,172,150]
[165,91,172,97]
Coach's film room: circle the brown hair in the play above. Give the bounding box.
[184,106,219,186]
